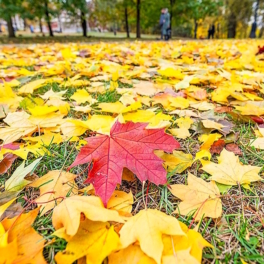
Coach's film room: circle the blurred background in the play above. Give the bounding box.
[0,0,263,41]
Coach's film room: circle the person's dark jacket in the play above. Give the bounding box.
[159,13,164,28]
[211,25,215,34]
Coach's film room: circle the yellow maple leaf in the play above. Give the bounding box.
[202,119,225,130]
[119,209,185,264]
[61,119,90,138]
[70,89,94,104]
[169,96,189,109]
[158,68,184,79]
[29,170,77,215]
[55,220,120,264]
[28,105,59,116]
[107,190,133,214]
[170,172,222,220]
[18,79,47,94]
[73,105,91,113]
[40,89,67,100]
[85,115,115,134]
[235,103,264,116]
[1,208,46,264]
[52,195,124,236]
[169,117,193,139]
[155,150,193,173]
[108,244,156,264]
[201,149,262,185]
[163,221,213,262]
[162,249,199,264]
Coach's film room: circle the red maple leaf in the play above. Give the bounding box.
[69,121,180,205]
[210,139,225,155]
[256,46,264,55]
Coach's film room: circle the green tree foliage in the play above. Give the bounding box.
[24,0,59,36]
[61,0,89,37]
[225,0,253,38]
[184,0,222,38]
[0,0,23,37]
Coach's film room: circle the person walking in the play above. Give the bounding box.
[162,8,170,41]
[211,24,215,39]
[208,24,215,39]
[159,9,165,40]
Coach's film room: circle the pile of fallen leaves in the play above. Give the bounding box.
[0,40,264,263]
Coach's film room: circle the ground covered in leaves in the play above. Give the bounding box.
[1,40,264,264]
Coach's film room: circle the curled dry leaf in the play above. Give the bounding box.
[52,195,124,236]
[0,153,17,175]
[214,106,233,113]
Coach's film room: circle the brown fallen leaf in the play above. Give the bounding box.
[0,153,17,174]
[217,119,234,135]
[0,202,23,220]
[225,143,242,156]
[210,139,226,154]
[214,106,233,113]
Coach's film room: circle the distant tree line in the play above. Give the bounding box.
[0,0,263,39]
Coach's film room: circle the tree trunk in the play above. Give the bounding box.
[259,25,264,38]
[58,14,62,33]
[227,14,236,38]
[39,18,43,33]
[23,19,27,31]
[194,19,198,39]
[136,0,140,38]
[250,0,259,38]
[7,16,15,38]
[125,7,130,38]
[44,0,54,37]
[81,11,87,37]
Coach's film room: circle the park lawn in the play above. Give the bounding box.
[0,31,162,44]
[0,40,264,263]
